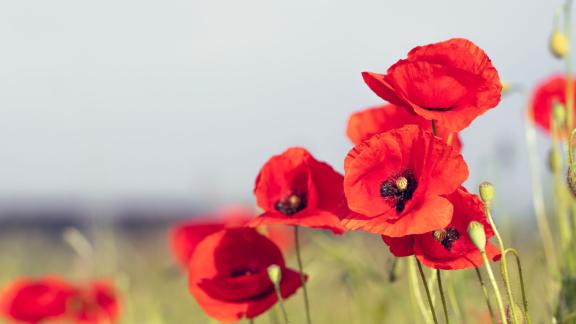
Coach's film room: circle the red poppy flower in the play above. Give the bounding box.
[382,187,500,270]
[346,104,462,151]
[188,228,305,322]
[362,38,501,132]
[66,281,119,324]
[0,277,74,323]
[530,74,576,136]
[343,125,468,236]
[249,147,346,234]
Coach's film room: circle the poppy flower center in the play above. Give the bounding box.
[380,170,417,213]
[275,193,307,215]
[230,267,260,278]
[432,227,460,251]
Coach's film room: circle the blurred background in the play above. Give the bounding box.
[0,0,563,221]
[0,1,568,323]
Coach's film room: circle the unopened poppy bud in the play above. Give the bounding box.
[568,166,576,198]
[549,148,562,173]
[501,81,511,94]
[553,102,567,127]
[479,182,495,205]
[550,31,569,58]
[467,221,486,253]
[267,264,282,285]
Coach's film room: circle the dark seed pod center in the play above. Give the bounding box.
[432,227,460,251]
[275,193,307,215]
[380,170,417,213]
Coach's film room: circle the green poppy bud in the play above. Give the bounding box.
[467,221,486,253]
[267,264,282,285]
[550,31,569,58]
[549,148,562,173]
[479,182,495,205]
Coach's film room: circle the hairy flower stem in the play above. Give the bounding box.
[525,109,558,269]
[436,270,450,324]
[481,251,508,324]
[484,203,518,324]
[409,257,433,323]
[416,257,439,324]
[272,283,289,324]
[565,0,574,130]
[294,226,312,324]
[504,248,531,324]
[475,267,497,324]
[445,274,462,323]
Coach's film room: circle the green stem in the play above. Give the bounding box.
[481,251,508,324]
[416,257,439,324]
[569,129,576,166]
[475,267,496,324]
[272,283,289,324]
[249,319,255,324]
[485,203,518,324]
[445,274,462,323]
[409,257,433,323]
[436,270,450,324]
[431,120,437,136]
[294,226,312,324]
[503,248,531,324]
[565,0,574,130]
[525,108,558,269]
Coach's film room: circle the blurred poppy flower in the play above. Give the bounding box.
[188,228,305,322]
[170,208,294,268]
[0,277,74,323]
[382,187,501,270]
[346,104,462,150]
[530,74,576,136]
[249,147,346,234]
[67,281,119,324]
[363,38,501,132]
[342,125,468,236]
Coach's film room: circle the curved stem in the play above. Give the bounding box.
[565,0,574,130]
[524,108,558,269]
[445,274,462,323]
[272,284,290,324]
[475,267,497,324]
[294,226,312,324]
[436,270,450,324]
[416,257,439,324]
[569,129,576,166]
[504,248,531,324]
[481,251,508,324]
[485,204,518,323]
[409,257,432,323]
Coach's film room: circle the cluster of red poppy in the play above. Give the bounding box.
[0,277,119,324]
[174,37,506,322]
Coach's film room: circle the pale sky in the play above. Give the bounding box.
[0,0,565,215]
